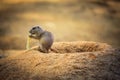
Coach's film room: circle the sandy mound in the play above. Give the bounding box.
[0,41,120,80]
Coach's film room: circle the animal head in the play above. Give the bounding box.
[29,26,44,35]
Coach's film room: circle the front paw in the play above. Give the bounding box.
[29,34,33,38]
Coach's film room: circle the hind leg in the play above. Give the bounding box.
[39,44,48,53]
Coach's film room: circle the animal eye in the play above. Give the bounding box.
[32,27,36,29]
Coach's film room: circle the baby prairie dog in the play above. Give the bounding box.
[29,26,54,53]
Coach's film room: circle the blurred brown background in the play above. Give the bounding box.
[0,0,120,50]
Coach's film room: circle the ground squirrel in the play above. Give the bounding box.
[29,26,54,53]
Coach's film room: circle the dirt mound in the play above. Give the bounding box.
[51,41,111,53]
[0,41,120,80]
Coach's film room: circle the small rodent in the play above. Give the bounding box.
[29,26,54,53]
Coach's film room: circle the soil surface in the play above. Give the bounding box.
[0,41,120,80]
